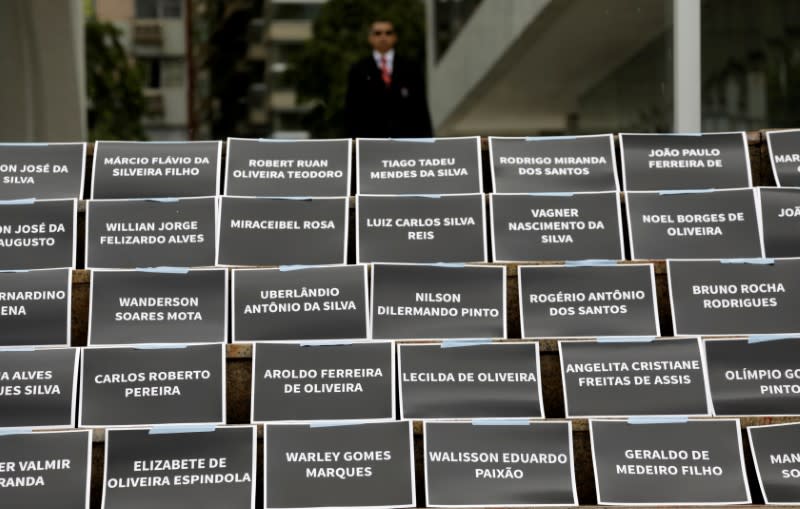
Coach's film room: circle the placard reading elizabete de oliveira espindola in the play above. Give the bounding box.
[371,264,506,340]
[0,199,76,270]
[0,143,86,200]
[559,338,709,418]
[232,265,367,342]
[226,138,351,197]
[89,269,227,345]
[424,421,576,507]
[757,187,800,257]
[92,140,221,198]
[86,197,217,269]
[748,423,800,504]
[767,129,800,187]
[252,341,394,422]
[217,196,348,266]
[80,343,224,427]
[398,342,542,419]
[0,268,71,347]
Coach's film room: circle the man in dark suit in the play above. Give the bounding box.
[345,19,433,138]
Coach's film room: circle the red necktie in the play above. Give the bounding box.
[380,55,391,87]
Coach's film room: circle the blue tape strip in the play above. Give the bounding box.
[300,340,356,347]
[0,346,36,352]
[441,339,493,348]
[390,138,437,143]
[407,194,441,199]
[0,269,30,273]
[472,419,530,426]
[133,343,189,350]
[279,265,315,272]
[525,136,577,141]
[658,189,715,195]
[527,192,574,197]
[146,198,180,203]
[136,266,191,274]
[430,262,465,268]
[258,138,300,142]
[720,258,775,265]
[627,416,689,424]
[0,198,36,205]
[149,424,217,435]
[565,259,618,267]
[0,428,34,436]
[597,336,657,343]
[263,196,313,201]
[748,334,800,344]
[310,420,368,428]
[0,143,49,146]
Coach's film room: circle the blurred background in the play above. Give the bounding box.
[2,0,800,142]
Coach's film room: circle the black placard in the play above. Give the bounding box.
[620,132,751,191]
[225,138,351,197]
[398,342,542,419]
[0,199,76,270]
[232,265,368,342]
[758,187,800,257]
[748,423,800,504]
[86,197,217,269]
[357,194,486,263]
[0,268,71,347]
[559,338,709,418]
[767,129,800,187]
[79,344,225,427]
[92,141,221,199]
[518,264,659,338]
[626,188,762,259]
[103,426,255,509]
[490,192,623,262]
[89,269,227,345]
[357,137,481,195]
[371,264,506,340]
[217,197,348,266]
[252,341,394,422]
[489,135,618,193]
[703,338,800,416]
[264,421,415,509]
[0,430,91,509]
[0,143,86,199]
[424,421,576,507]
[669,258,800,336]
[0,348,78,428]
[590,419,751,505]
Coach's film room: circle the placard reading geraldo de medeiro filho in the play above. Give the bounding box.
[0,199,76,270]
[0,268,71,347]
[0,143,86,200]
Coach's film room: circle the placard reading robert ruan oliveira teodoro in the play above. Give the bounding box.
[357,137,482,195]
[767,129,800,187]
[0,268,71,347]
[92,140,221,198]
[226,138,351,197]
[0,142,86,199]
[757,187,800,257]
[489,134,618,193]
[0,199,76,270]
[668,258,800,336]
[620,132,751,190]
[748,423,800,504]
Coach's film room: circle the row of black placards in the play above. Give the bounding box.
[5,131,800,200]
[4,337,800,428]
[4,419,800,507]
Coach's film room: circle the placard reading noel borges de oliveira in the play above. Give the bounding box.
[489,134,618,193]
[226,138,351,197]
[92,140,221,199]
[0,142,86,200]
[619,132,751,191]
[0,268,71,347]
[0,199,76,270]
[357,137,482,195]
[626,188,762,259]
[232,265,368,342]
[86,197,217,269]
[748,423,800,504]
[767,129,800,187]
[757,187,800,257]
[89,269,227,345]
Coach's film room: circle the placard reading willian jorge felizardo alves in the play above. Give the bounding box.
[103,426,255,509]
[252,342,393,422]
[626,189,762,259]
[490,135,617,193]
[425,421,576,507]
[491,192,623,261]
[758,187,800,257]
[0,430,91,509]
[668,258,800,336]
[519,264,659,338]
[590,419,750,505]
[90,269,227,344]
[0,143,85,199]
[226,138,350,197]
[92,141,221,198]
[398,342,542,419]
[748,423,800,504]
[620,132,750,191]
[0,268,70,346]
[218,197,347,266]
[357,137,481,195]
[80,344,224,427]
[371,264,505,339]
[767,129,800,186]
[265,421,415,509]
[0,199,75,270]
[0,347,78,428]
[703,338,800,415]
[357,194,485,263]
[86,197,216,268]
[559,338,708,418]
[233,265,367,342]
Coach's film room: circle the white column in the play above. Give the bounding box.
[673,0,701,132]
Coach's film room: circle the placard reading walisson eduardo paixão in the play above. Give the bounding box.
[0,268,71,347]
[0,199,76,270]
[0,142,86,200]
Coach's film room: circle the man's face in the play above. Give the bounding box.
[368,21,397,54]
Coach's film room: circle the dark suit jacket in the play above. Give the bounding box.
[345,54,433,138]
